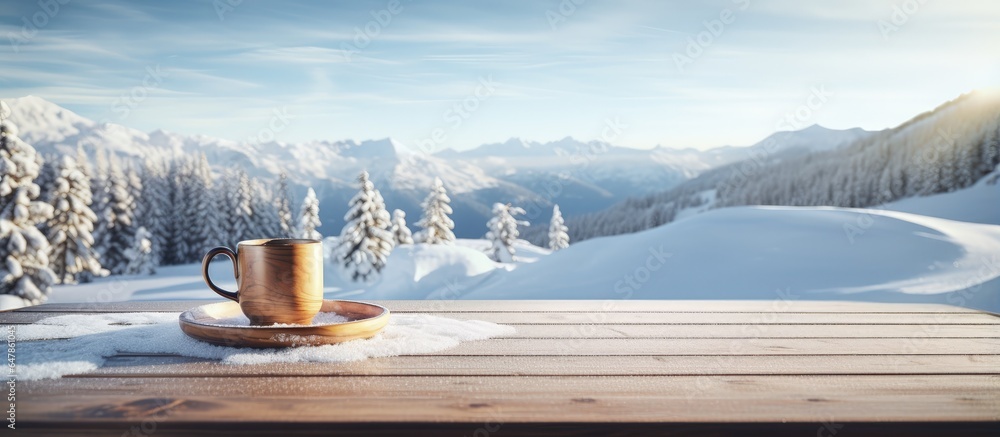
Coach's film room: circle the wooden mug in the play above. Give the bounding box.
[202,238,324,326]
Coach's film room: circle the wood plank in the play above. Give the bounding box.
[85,353,1000,377]
[7,315,995,338]
[495,324,1000,338]
[444,312,1000,324]
[10,422,1000,437]
[431,338,1000,356]
[6,309,999,342]
[4,309,996,325]
[13,299,985,313]
[19,375,1000,423]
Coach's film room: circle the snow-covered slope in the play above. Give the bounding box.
[457,207,1000,311]
[882,169,1000,225]
[48,206,1000,313]
[552,91,1000,245]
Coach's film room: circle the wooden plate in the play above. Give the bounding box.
[179,299,390,348]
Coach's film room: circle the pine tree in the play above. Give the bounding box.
[214,168,237,249]
[33,153,58,238]
[415,177,455,244]
[46,155,107,284]
[548,204,569,251]
[276,172,294,238]
[123,226,155,275]
[250,177,282,238]
[485,202,528,263]
[136,154,169,266]
[0,119,56,304]
[158,155,187,265]
[233,168,256,243]
[89,148,110,259]
[35,153,59,203]
[186,154,223,260]
[982,126,1000,175]
[296,187,322,240]
[390,209,413,245]
[100,155,136,275]
[334,171,393,282]
[217,167,255,247]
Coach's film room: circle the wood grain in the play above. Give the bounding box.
[87,353,1000,377]
[436,312,1000,324]
[19,375,1000,422]
[9,300,1000,436]
[203,239,324,325]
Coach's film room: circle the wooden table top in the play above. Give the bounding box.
[6,300,1000,436]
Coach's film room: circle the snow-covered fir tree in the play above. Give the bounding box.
[123,226,155,275]
[163,158,193,264]
[390,209,413,245]
[415,177,455,244]
[46,155,107,284]
[0,119,56,304]
[296,187,322,240]
[484,202,528,263]
[185,154,224,261]
[89,148,110,258]
[125,165,144,231]
[250,177,282,238]
[334,171,393,282]
[35,153,59,204]
[99,155,137,275]
[233,168,257,243]
[213,168,236,249]
[33,153,59,238]
[548,204,569,251]
[276,172,294,238]
[217,167,256,247]
[138,154,170,266]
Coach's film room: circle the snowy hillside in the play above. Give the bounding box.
[881,168,1000,225]
[550,90,1000,245]
[3,96,868,237]
[463,207,1000,309]
[47,205,1000,313]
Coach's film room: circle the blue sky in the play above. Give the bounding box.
[1,0,998,150]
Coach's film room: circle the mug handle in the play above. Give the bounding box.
[202,246,239,302]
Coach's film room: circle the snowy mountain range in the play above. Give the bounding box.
[3,95,869,237]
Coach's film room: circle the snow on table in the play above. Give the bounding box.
[5,300,1000,436]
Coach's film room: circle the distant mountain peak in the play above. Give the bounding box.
[3,95,94,145]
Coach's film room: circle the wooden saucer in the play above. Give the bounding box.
[179,299,390,348]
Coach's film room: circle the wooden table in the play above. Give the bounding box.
[6,300,1000,436]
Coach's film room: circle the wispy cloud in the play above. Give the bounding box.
[1,0,998,150]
